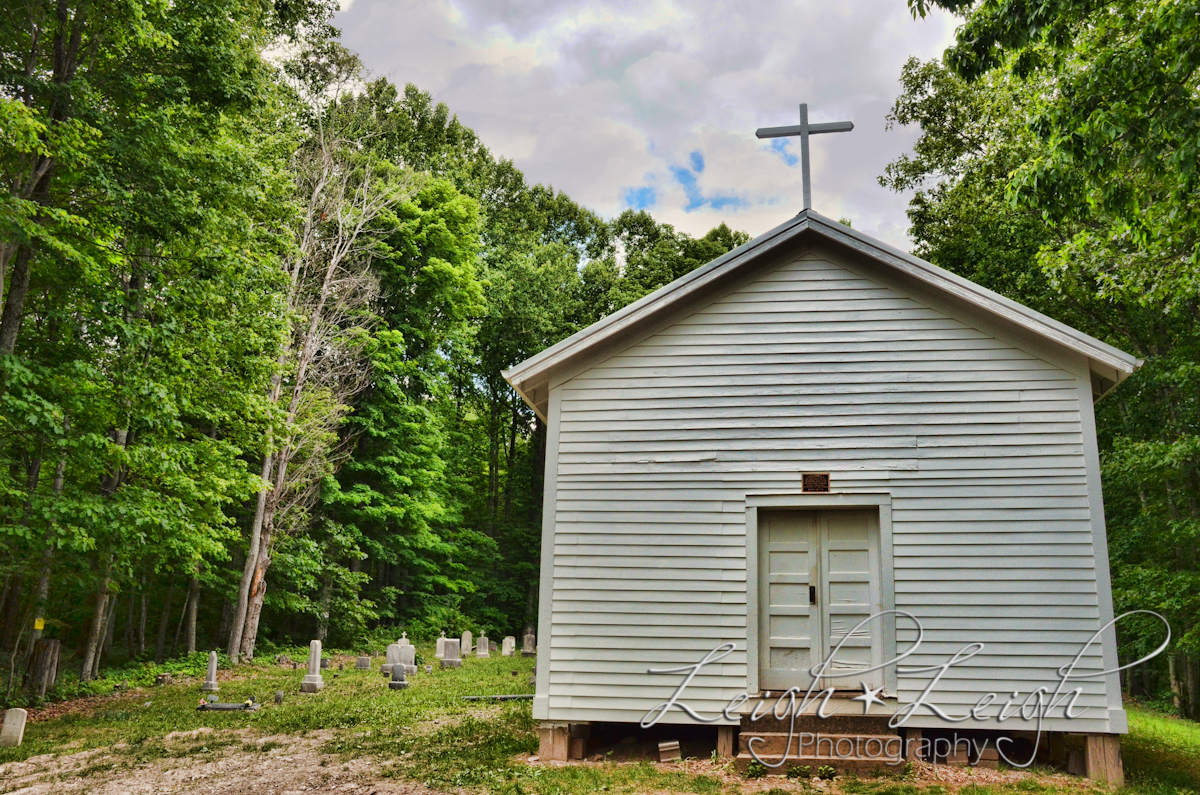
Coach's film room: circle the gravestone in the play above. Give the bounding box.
[424,664,432,673]
[202,651,219,692]
[274,690,284,704]
[440,638,461,669]
[355,656,370,670]
[301,640,324,693]
[522,631,536,657]
[461,630,473,657]
[320,658,330,669]
[1,708,27,748]
[435,631,446,659]
[490,641,497,653]
[388,666,408,690]
[502,636,516,656]
[338,662,344,671]
[382,643,400,676]
[398,631,413,649]
[476,635,490,658]
[398,644,417,675]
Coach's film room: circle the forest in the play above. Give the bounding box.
[0,0,750,693]
[0,0,1197,724]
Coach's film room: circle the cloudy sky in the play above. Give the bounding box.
[334,0,959,249]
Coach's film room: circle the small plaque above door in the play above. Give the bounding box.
[802,473,830,492]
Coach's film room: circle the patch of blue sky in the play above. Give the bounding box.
[624,184,657,210]
[770,138,799,167]
[670,165,747,213]
[689,150,704,173]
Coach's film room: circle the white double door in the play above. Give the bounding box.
[758,509,883,691]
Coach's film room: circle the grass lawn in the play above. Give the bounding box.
[1,651,1197,795]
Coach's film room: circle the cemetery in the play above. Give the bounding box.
[0,630,1193,794]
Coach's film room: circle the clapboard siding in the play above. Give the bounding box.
[540,251,1118,729]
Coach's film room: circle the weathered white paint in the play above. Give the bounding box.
[516,225,1134,734]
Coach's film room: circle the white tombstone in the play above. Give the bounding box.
[476,635,490,658]
[522,631,536,656]
[201,650,219,692]
[502,636,516,656]
[440,638,461,669]
[398,644,417,674]
[398,631,413,648]
[0,708,26,748]
[461,630,473,657]
[382,642,401,675]
[301,640,324,693]
[435,631,446,659]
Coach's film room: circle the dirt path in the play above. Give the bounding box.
[0,729,442,795]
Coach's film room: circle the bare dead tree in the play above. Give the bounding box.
[227,43,417,661]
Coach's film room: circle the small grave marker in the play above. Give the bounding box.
[1,708,27,747]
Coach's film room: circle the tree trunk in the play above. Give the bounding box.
[1170,652,1183,713]
[1188,654,1199,720]
[0,576,22,653]
[92,593,117,680]
[525,579,537,628]
[229,453,272,662]
[100,591,117,661]
[239,525,272,660]
[25,638,60,698]
[30,446,68,651]
[80,567,111,681]
[184,572,200,655]
[136,580,147,656]
[123,590,135,654]
[218,598,233,647]
[0,246,33,353]
[153,582,175,663]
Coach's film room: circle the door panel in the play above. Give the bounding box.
[758,511,819,690]
[820,509,882,689]
[758,508,882,692]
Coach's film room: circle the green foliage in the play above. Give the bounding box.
[817,764,837,780]
[745,759,768,778]
[0,1,750,691]
[787,763,812,778]
[882,36,1200,712]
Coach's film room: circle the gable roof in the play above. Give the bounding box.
[503,209,1142,421]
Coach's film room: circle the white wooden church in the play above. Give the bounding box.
[504,209,1139,782]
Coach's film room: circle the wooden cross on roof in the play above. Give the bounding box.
[756,103,853,211]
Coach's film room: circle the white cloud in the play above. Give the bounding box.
[335,0,958,249]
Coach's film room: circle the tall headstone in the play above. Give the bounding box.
[435,631,446,659]
[522,631,536,657]
[201,651,219,692]
[502,636,516,656]
[476,635,490,658]
[301,640,324,693]
[398,644,417,674]
[382,643,401,676]
[461,630,473,657]
[0,708,26,748]
[440,638,462,669]
[388,666,408,690]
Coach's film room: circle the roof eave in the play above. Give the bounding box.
[502,210,1143,414]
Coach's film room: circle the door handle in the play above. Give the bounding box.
[809,585,817,605]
